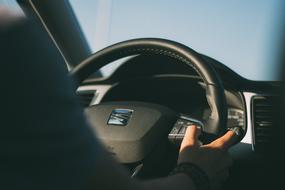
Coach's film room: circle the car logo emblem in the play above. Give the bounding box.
[107,109,133,126]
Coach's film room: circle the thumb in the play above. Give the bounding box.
[209,130,239,151]
[180,125,201,149]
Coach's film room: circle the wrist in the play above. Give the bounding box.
[170,163,210,190]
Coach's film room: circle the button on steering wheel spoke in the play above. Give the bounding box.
[168,115,204,145]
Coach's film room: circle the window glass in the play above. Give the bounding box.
[70,0,284,80]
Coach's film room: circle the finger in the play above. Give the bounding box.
[210,130,239,151]
[181,125,201,148]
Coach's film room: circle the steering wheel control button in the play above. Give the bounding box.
[179,125,187,134]
[107,109,133,126]
[168,116,204,145]
[168,123,182,143]
[171,123,182,133]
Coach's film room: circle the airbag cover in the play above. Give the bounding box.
[85,101,176,163]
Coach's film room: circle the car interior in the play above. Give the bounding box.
[1,0,284,189]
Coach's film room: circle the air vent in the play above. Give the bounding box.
[252,95,277,152]
[77,91,96,107]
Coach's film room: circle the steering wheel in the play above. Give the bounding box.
[71,38,227,164]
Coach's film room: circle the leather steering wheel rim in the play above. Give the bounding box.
[71,38,227,136]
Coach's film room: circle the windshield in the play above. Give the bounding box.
[70,0,284,80]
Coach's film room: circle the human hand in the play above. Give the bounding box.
[178,125,238,190]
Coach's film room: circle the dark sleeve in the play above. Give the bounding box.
[0,18,101,190]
